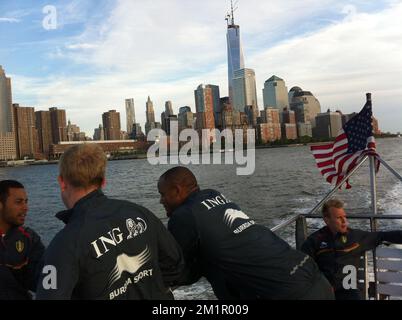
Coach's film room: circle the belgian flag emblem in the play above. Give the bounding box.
[16,240,24,253]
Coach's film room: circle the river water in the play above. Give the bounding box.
[1,138,401,299]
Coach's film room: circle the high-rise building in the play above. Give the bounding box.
[67,120,85,141]
[178,106,194,132]
[226,4,245,104]
[313,109,342,139]
[144,96,157,135]
[258,108,281,143]
[194,85,220,127]
[263,75,289,111]
[161,101,178,135]
[0,66,14,133]
[49,107,67,144]
[132,123,144,140]
[289,87,321,127]
[281,108,297,140]
[93,124,105,141]
[102,110,121,140]
[0,66,17,160]
[233,68,259,124]
[373,116,381,135]
[194,84,216,132]
[165,101,174,117]
[125,98,135,135]
[146,96,155,124]
[35,110,52,157]
[297,122,312,138]
[13,104,38,159]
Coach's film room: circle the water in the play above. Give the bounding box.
[1,138,401,299]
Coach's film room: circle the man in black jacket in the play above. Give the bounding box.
[0,180,45,300]
[301,198,402,300]
[36,144,184,300]
[157,166,334,300]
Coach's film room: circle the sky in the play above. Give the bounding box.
[0,0,401,135]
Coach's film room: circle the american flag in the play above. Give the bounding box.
[311,99,379,189]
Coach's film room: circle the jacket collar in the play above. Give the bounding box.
[56,189,105,224]
[323,226,350,239]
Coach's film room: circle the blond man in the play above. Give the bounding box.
[302,198,402,300]
[36,144,183,300]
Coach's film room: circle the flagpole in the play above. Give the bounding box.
[367,92,379,300]
[367,93,378,216]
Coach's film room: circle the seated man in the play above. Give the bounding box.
[301,198,402,300]
[157,166,334,300]
[36,144,184,300]
[0,180,45,300]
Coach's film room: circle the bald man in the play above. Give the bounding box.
[158,167,334,300]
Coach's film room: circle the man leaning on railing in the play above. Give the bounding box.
[301,198,402,300]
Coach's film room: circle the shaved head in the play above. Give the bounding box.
[159,166,198,191]
[158,167,200,217]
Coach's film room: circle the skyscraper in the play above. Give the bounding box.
[125,98,135,135]
[146,96,155,124]
[178,106,194,132]
[0,66,14,133]
[232,68,259,124]
[226,2,245,104]
[289,87,321,127]
[49,107,67,144]
[13,104,38,159]
[145,96,158,135]
[263,75,290,111]
[165,101,174,116]
[0,66,17,160]
[35,110,52,157]
[93,124,105,141]
[161,101,178,135]
[313,109,342,139]
[102,110,121,140]
[194,84,216,132]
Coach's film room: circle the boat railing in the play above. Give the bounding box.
[271,213,402,300]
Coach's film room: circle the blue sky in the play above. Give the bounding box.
[1,0,401,135]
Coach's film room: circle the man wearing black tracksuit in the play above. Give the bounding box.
[0,226,44,299]
[36,144,184,300]
[0,180,45,300]
[301,198,402,300]
[158,167,334,300]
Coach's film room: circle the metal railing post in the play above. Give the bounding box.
[295,215,308,250]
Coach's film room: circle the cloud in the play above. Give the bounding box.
[65,43,99,50]
[248,2,402,131]
[9,0,402,135]
[0,17,20,23]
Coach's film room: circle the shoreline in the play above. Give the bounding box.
[0,136,399,168]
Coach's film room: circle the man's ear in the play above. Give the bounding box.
[58,175,66,191]
[323,216,330,225]
[101,178,106,188]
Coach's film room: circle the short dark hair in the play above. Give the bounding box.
[159,166,199,191]
[0,180,25,204]
[322,198,344,218]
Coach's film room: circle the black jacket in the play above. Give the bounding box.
[36,189,184,300]
[168,189,328,299]
[0,226,45,300]
[301,226,402,290]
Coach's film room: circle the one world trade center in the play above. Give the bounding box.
[226,1,245,105]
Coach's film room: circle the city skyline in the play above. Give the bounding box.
[1,0,401,134]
